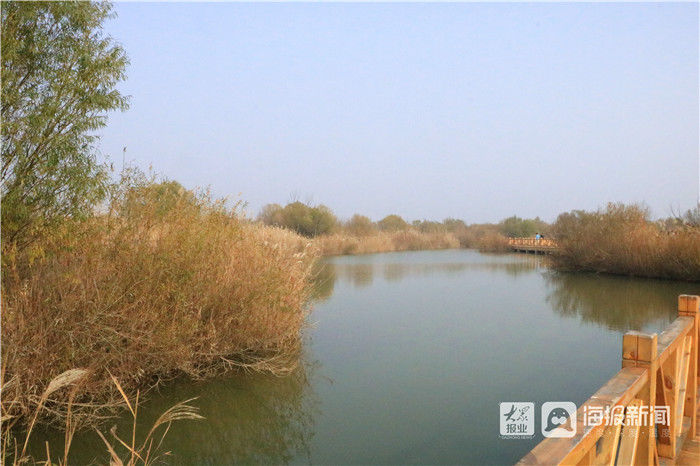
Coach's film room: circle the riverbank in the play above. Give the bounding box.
[313,230,460,256]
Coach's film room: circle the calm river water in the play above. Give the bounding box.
[33,250,697,464]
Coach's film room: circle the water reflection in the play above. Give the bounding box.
[32,250,698,465]
[32,364,317,465]
[544,272,691,331]
[310,261,336,301]
[315,254,545,290]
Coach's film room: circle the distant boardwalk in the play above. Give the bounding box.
[519,295,700,466]
[508,237,559,254]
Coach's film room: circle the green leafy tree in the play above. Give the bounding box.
[1,1,129,251]
[442,218,466,232]
[281,202,314,236]
[270,202,337,237]
[499,215,549,237]
[414,220,445,233]
[308,204,337,236]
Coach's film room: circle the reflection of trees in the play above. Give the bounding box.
[35,364,317,465]
[315,262,374,290]
[382,260,540,282]
[544,272,688,331]
[345,263,374,288]
[315,257,543,292]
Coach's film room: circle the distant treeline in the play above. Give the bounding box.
[257,201,550,253]
[257,202,700,282]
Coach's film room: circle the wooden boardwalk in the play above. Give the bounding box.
[508,237,559,254]
[519,295,699,466]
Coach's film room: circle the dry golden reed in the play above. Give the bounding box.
[471,231,511,253]
[1,182,318,426]
[314,230,460,256]
[551,203,700,281]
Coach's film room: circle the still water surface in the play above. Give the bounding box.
[36,250,697,464]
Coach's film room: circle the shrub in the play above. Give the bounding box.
[377,214,408,232]
[442,218,467,232]
[308,204,337,236]
[413,220,446,234]
[344,214,375,236]
[258,203,284,226]
[259,202,337,237]
[499,216,549,238]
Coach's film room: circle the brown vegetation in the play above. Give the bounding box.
[1,179,317,428]
[259,204,547,256]
[551,203,700,281]
[315,230,460,256]
[473,231,511,253]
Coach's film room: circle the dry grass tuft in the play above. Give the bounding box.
[2,371,201,465]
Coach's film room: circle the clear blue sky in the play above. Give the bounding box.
[100,2,698,223]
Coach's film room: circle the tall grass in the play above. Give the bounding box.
[314,230,460,256]
[551,203,700,281]
[1,177,318,427]
[474,231,511,253]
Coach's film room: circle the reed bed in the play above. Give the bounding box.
[314,230,460,256]
[473,231,511,253]
[1,182,318,428]
[551,204,700,281]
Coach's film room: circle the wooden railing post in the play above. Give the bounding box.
[622,331,658,465]
[678,294,699,438]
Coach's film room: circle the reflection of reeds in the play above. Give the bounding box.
[25,364,317,465]
[309,262,337,301]
[135,365,316,465]
[320,257,542,289]
[3,370,201,465]
[544,272,687,331]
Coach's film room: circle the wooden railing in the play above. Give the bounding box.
[518,295,699,466]
[508,237,559,252]
[508,237,559,248]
